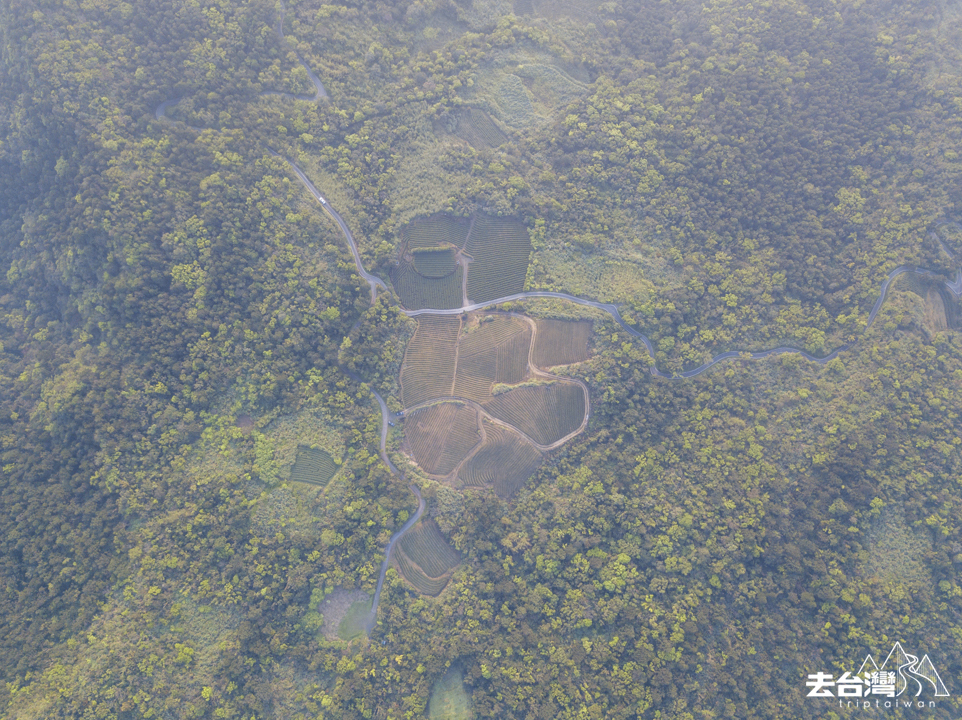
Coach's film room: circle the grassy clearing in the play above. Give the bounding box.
[458,421,543,498]
[465,215,531,304]
[429,667,473,720]
[391,260,464,310]
[405,402,481,476]
[532,319,592,367]
[337,597,373,641]
[483,381,585,446]
[317,588,369,642]
[401,315,461,407]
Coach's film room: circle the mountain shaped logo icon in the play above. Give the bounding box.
[856,642,950,697]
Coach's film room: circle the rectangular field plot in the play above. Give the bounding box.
[404,402,481,476]
[289,446,339,486]
[483,382,585,446]
[532,319,592,367]
[465,215,531,304]
[413,247,458,278]
[401,315,461,407]
[404,215,471,250]
[390,261,463,311]
[395,519,461,596]
[458,421,543,499]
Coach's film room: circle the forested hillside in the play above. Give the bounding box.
[1,0,961,717]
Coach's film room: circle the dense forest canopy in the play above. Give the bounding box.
[1,0,962,717]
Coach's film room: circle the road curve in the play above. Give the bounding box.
[283,159,387,303]
[364,483,424,634]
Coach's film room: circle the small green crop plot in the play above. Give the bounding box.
[404,214,471,250]
[413,247,458,278]
[429,667,473,720]
[465,215,531,304]
[289,446,338,486]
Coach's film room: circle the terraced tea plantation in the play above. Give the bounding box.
[403,215,471,250]
[390,260,463,311]
[405,402,481,476]
[484,382,586,446]
[459,421,544,499]
[400,312,591,507]
[453,316,531,403]
[400,315,461,407]
[289,446,339,486]
[393,211,531,308]
[464,215,531,304]
[394,519,461,596]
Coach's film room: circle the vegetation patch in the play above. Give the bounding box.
[413,247,458,278]
[429,667,473,720]
[455,108,507,149]
[405,402,481,476]
[404,214,472,250]
[317,589,370,642]
[465,215,532,304]
[483,381,585,446]
[532,319,592,367]
[862,509,933,599]
[401,315,462,407]
[458,421,543,498]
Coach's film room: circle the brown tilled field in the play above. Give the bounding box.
[458,420,544,498]
[532,318,592,367]
[404,402,481,476]
[483,381,586,446]
[401,315,461,407]
[452,316,531,403]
